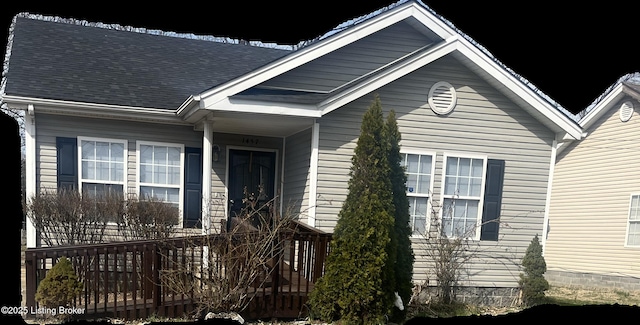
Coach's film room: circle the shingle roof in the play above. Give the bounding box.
[3,16,290,110]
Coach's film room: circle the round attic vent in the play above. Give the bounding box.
[620,101,634,122]
[428,81,457,115]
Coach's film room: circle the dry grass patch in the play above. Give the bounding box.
[545,285,640,306]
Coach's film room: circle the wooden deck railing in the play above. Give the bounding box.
[25,221,332,320]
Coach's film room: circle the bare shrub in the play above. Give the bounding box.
[27,189,179,245]
[160,187,298,316]
[26,188,123,246]
[117,194,179,240]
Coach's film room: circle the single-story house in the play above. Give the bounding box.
[544,73,640,290]
[3,0,582,303]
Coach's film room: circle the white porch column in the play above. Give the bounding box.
[308,121,320,227]
[542,139,558,256]
[202,120,213,235]
[25,105,37,248]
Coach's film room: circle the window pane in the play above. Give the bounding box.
[154,146,167,165]
[417,175,430,194]
[444,176,457,195]
[96,142,110,161]
[458,177,470,196]
[154,165,166,184]
[84,161,95,180]
[168,167,180,185]
[96,162,110,180]
[470,177,483,196]
[413,216,426,236]
[446,157,458,176]
[407,154,419,173]
[113,162,124,182]
[471,158,483,177]
[419,155,432,174]
[140,164,151,183]
[111,143,124,162]
[167,188,180,204]
[140,145,153,164]
[459,158,471,177]
[140,186,154,200]
[82,141,95,159]
[168,147,181,166]
[407,174,418,193]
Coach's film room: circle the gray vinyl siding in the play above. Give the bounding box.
[260,20,433,93]
[283,128,312,222]
[36,113,201,192]
[545,96,640,279]
[34,113,285,233]
[314,55,555,287]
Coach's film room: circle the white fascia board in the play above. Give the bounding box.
[579,84,625,130]
[319,38,458,114]
[208,97,321,118]
[454,43,583,140]
[197,3,438,110]
[2,95,188,125]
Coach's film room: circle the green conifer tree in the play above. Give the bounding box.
[519,234,550,306]
[386,110,414,321]
[309,95,396,324]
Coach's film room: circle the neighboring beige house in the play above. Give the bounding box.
[3,0,583,304]
[545,73,640,290]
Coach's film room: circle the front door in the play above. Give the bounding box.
[228,149,276,223]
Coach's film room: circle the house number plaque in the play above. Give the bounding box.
[242,137,260,145]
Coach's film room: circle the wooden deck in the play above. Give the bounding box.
[24,222,331,321]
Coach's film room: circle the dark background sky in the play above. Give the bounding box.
[1,1,637,115]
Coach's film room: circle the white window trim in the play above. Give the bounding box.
[401,149,436,238]
[439,152,488,241]
[136,140,185,227]
[77,136,128,196]
[624,193,640,248]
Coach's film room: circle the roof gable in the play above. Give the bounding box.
[187,0,581,139]
[578,73,640,131]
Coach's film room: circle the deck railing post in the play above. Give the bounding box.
[25,250,36,313]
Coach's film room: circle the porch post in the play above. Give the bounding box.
[202,120,213,235]
[308,121,320,227]
[25,105,37,248]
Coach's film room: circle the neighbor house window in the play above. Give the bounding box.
[402,152,434,236]
[441,155,486,238]
[626,194,640,246]
[78,137,126,197]
[137,142,183,212]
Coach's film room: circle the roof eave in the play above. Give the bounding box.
[2,95,189,125]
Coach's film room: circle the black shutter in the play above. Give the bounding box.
[183,147,202,228]
[480,159,505,241]
[56,137,77,190]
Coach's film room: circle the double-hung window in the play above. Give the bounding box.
[441,155,486,239]
[138,142,183,214]
[79,137,126,197]
[402,152,434,236]
[626,194,640,246]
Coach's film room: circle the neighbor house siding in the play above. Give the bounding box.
[261,20,433,93]
[314,55,555,287]
[283,128,312,222]
[545,96,640,280]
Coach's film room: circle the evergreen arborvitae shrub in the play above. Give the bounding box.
[309,95,397,324]
[36,257,83,309]
[386,109,414,322]
[519,234,549,306]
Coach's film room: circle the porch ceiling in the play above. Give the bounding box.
[209,111,315,137]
